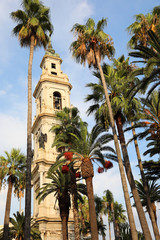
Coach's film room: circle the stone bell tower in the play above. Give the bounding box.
[32,42,74,239]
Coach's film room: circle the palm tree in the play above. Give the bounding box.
[127,6,160,49]
[86,56,153,239]
[11,1,53,238]
[66,121,113,240]
[141,91,160,157]
[70,18,138,240]
[51,107,81,150]
[0,211,41,240]
[37,165,86,240]
[113,201,127,239]
[0,149,26,240]
[133,179,160,223]
[94,195,106,240]
[119,222,145,240]
[51,107,82,240]
[127,90,160,156]
[14,171,26,213]
[103,189,117,239]
[37,167,71,240]
[51,107,115,240]
[129,30,160,98]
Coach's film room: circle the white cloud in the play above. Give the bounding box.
[0,90,6,97]
[71,1,93,23]
[0,113,26,155]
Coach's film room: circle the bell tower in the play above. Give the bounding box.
[32,43,74,240]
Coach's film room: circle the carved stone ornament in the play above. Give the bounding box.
[38,132,47,149]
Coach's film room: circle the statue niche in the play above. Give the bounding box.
[38,132,47,149]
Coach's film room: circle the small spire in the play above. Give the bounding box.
[45,37,60,57]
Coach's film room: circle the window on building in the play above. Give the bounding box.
[53,91,62,110]
[51,63,56,69]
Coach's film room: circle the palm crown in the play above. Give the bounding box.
[11,0,53,48]
[70,18,114,68]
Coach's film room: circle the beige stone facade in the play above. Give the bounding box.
[32,46,74,239]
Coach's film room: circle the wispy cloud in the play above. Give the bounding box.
[0,113,26,155]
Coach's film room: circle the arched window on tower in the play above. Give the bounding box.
[53,91,62,110]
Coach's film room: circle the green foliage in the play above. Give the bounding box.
[37,165,87,208]
[86,55,141,128]
[119,222,145,240]
[0,149,26,191]
[143,159,160,180]
[0,211,41,240]
[127,6,160,49]
[11,0,53,48]
[129,30,160,98]
[70,18,114,68]
[126,90,160,157]
[132,179,160,209]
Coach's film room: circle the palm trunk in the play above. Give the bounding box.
[81,157,98,240]
[108,220,111,240]
[115,111,152,240]
[61,215,69,240]
[3,176,13,240]
[59,194,70,240]
[70,168,80,240]
[111,202,117,239]
[152,202,157,222]
[131,122,160,239]
[96,58,138,240]
[115,221,120,239]
[24,35,34,240]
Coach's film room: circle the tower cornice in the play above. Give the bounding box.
[32,113,56,133]
[33,77,72,98]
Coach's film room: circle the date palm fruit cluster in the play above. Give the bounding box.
[97,160,113,174]
[62,152,81,178]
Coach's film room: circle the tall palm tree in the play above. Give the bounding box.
[37,166,86,240]
[0,149,26,240]
[86,56,153,239]
[37,167,71,240]
[51,107,82,240]
[133,179,160,223]
[66,121,113,240]
[70,18,138,240]
[11,1,53,238]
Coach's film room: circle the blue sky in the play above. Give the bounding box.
[0,0,160,238]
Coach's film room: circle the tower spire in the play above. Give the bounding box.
[45,37,60,57]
